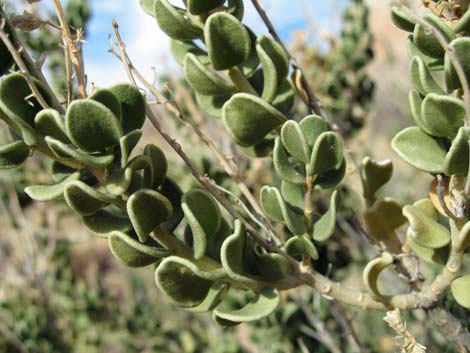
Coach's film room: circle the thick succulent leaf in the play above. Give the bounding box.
[140,0,155,16]
[240,136,275,158]
[182,189,222,260]
[407,237,448,265]
[407,36,444,71]
[451,275,470,308]
[361,157,393,198]
[220,220,258,289]
[159,178,184,232]
[363,252,394,298]
[410,56,444,95]
[184,53,237,96]
[444,126,470,176]
[187,0,224,15]
[142,144,168,190]
[227,0,244,20]
[454,9,470,33]
[271,80,295,115]
[213,287,280,322]
[256,252,290,280]
[205,12,251,70]
[391,127,446,173]
[445,38,470,90]
[0,140,30,169]
[109,83,147,134]
[0,22,14,76]
[119,129,142,168]
[403,204,450,248]
[363,198,407,242]
[314,157,347,190]
[154,0,203,41]
[238,26,259,77]
[223,93,286,146]
[281,181,304,210]
[105,165,133,195]
[46,136,115,168]
[408,90,432,135]
[273,137,305,184]
[170,39,208,66]
[281,120,310,163]
[34,109,70,143]
[64,180,114,216]
[82,209,132,237]
[0,108,38,146]
[65,99,122,152]
[50,161,76,182]
[89,88,123,122]
[127,155,151,171]
[109,231,169,267]
[188,282,229,313]
[313,190,340,242]
[309,132,343,176]
[25,172,80,201]
[391,5,416,32]
[285,236,319,260]
[421,93,465,139]
[195,93,230,117]
[155,256,217,308]
[127,189,173,242]
[413,13,455,58]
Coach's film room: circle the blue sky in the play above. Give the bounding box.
[81,1,343,86]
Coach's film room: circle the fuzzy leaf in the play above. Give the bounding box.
[391,127,446,173]
[256,252,290,280]
[454,9,470,33]
[410,56,444,95]
[408,90,432,135]
[187,0,225,15]
[182,189,222,260]
[223,93,286,146]
[0,140,31,169]
[281,181,304,210]
[140,0,155,16]
[119,129,142,168]
[407,36,443,71]
[445,38,470,90]
[205,12,251,70]
[213,287,280,322]
[25,172,80,201]
[227,0,244,20]
[195,93,230,117]
[285,236,319,260]
[142,144,168,190]
[421,93,465,139]
[363,198,407,243]
[89,88,123,122]
[188,282,229,313]
[127,189,173,242]
[171,39,208,66]
[299,115,328,146]
[65,99,122,152]
[314,157,347,190]
[272,80,295,115]
[363,252,394,298]
[105,165,133,195]
[281,120,310,163]
[34,109,70,143]
[413,13,455,58]
[403,204,450,249]
[391,6,416,32]
[0,23,14,76]
[159,178,184,232]
[154,0,203,41]
[444,127,470,176]
[361,157,393,199]
[313,190,340,242]
[407,237,448,265]
[184,53,237,96]
[82,209,133,237]
[451,275,470,308]
[64,180,114,216]
[109,83,147,134]
[309,132,343,176]
[273,137,305,184]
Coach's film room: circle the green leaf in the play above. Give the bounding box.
[0,140,31,169]
[445,38,470,90]
[25,172,80,201]
[309,132,343,176]
[188,282,229,313]
[281,120,310,163]
[363,252,394,298]
[195,93,230,117]
[227,0,244,20]
[451,275,470,308]
[220,220,258,289]
[213,287,280,322]
[140,0,155,16]
[454,9,470,33]
[238,26,259,77]
[205,12,251,70]
[363,198,407,242]
[273,137,305,185]
[281,181,304,210]
[127,189,173,242]
[407,36,444,71]
[154,0,203,41]
[65,99,122,153]
[82,209,132,237]
[403,204,450,248]
[182,189,222,260]
[444,126,470,176]
[410,56,444,95]
[64,180,114,216]
[171,39,208,66]
[407,237,448,265]
[413,13,455,58]
[119,129,142,168]
[184,53,237,96]
[391,6,416,32]
[223,93,286,146]
[285,236,319,260]
[421,93,465,139]
[313,190,340,242]
[105,165,133,195]
[187,0,224,15]
[408,90,432,135]
[155,256,217,308]
[159,178,184,232]
[391,127,446,173]
[34,109,70,143]
[314,157,346,190]
[109,83,147,134]
[256,252,290,280]
[89,88,123,122]
[256,35,289,101]
[46,136,115,168]
[142,144,168,189]
[109,231,169,267]
[240,136,275,158]
[271,80,295,115]
[361,157,393,199]
[0,22,14,76]
[50,161,76,182]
